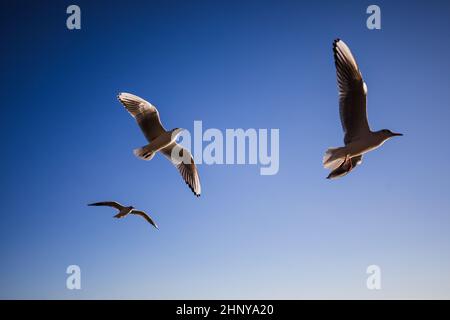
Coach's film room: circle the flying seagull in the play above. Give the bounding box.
[88,201,158,229]
[117,92,201,196]
[323,39,403,179]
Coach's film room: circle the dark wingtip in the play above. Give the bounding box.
[184,180,201,198]
[332,39,340,56]
[88,202,103,206]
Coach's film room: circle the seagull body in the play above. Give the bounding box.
[117,92,201,196]
[88,201,158,229]
[323,39,402,179]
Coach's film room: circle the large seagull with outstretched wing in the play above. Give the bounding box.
[323,39,403,179]
[118,93,201,196]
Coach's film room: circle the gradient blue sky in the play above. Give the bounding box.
[1,0,450,299]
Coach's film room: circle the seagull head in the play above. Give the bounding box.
[379,129,403,139]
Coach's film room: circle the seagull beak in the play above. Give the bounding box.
[391,132,403,137]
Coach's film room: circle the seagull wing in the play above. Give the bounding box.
[160,143,201,197]
[326,155,363,179]
[117,92,166,141]
[88,201,124,210]
[131,210,159,229]
[333,39,370,144]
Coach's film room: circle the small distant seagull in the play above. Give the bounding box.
[117,92,201,197]
[323,39,403,179]
[88,201,158,229]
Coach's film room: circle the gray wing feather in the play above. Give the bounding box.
[160,143,201,197]
[131,210,159,229]
[117,92,166,141]
[333,39,370,144]
[88,201,124,210]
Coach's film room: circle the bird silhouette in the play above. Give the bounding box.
[88,201,158,229]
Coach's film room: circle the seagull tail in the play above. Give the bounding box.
[323,147,346,170]
[133,145,156,161]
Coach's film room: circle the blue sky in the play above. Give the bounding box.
[1,0,450,299]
